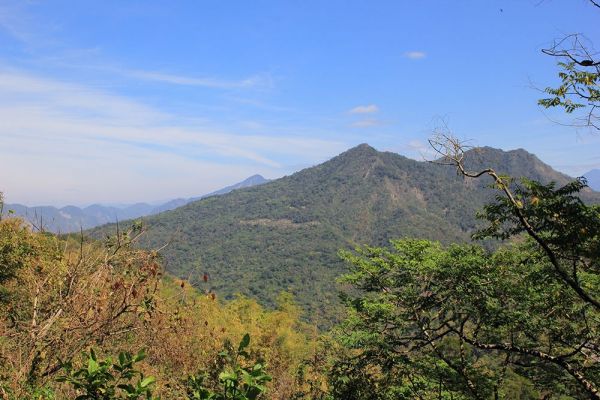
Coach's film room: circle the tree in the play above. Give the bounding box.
[330,134,600,398]
[429,133,600,313]
[0,218,161,395]
[0,218,35,304]
[333,236,599,398]
[538,2,599,131]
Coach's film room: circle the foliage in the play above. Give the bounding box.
[475,177,600,311]
[0,216,321,399]
[56,349,156,399]
[539,61,599,115]
[88,145,596,326]
[0,218,161,396]
[331,174,600,399]
[334,239,599,398]
[0,218,36,304]
[139,285,317,399]
[539,31,600,131]
[185,334,271,400]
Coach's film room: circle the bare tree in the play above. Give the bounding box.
[429,129,600,312]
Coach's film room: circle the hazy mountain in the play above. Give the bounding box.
[584,169,600,191]
[3,175,269,233]
[152,174,269,214]
[89,144,597,324]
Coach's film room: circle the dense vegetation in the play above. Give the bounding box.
[3,163,599,399]
[0,215,324,399]
[332,180,600,398]
[88,145,599,326]
[3,2,599,397]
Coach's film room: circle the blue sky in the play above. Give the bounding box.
[0,0,598,206]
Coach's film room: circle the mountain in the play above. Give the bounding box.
[208,174,270,196]
[584,169,600,191]
[151,174,269,214]
[3,175,269,233]
[89,144,598,325]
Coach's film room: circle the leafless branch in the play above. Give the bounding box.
[429,131,600,311]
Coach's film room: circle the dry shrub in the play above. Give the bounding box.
[134,281,320,399]
[0,218,324,399]
[0,218,161,397]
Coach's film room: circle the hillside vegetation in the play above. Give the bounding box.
[3,164,599,398]
[89,144,598,324]
[0,216,321,399]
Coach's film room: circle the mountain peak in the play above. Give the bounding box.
[88,143,600,322]
[348,143,377,153]
[458,146,572,185]
[320,143,384,175]
[333,143,380,163]
[464,146,534,158]
[242,174,268,184]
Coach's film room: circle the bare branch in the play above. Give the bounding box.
[429,131,600,311]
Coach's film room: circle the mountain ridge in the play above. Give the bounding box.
[89,144,598,324]
[584,169,600,191]
[3,174,269,233]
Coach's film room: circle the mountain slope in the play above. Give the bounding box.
[584,169,600,191]
[89,145,599,324]
[4,175,268,233]
[151,174,269,214]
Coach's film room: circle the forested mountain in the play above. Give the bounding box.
[89,144,599,324]
[584,168,600,191]
[3,175,268,233]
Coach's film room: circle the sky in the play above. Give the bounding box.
[0,0,599,206]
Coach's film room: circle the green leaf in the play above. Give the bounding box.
[219,371,238,382]
[140,376,156,388]
[238,333,250,352]
[88,357,99,374]
[134,349,147,362]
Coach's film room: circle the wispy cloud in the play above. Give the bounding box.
[0,69,347,204]
[0,3,60,48]
[127,69,272,89]
[404,51,426,60]
[349,104,379,114]
[0,3,34,44]
[0,4,271,92]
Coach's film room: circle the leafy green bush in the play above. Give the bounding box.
[56,349,156,399]
[186,334,272,400]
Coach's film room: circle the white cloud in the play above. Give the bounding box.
[349,104,379,114]
[0,69,347,205]
[404,51,426,60]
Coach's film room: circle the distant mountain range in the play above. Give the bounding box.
[584,169,600,191]
[3,174,268,233]
[89,144,599,325]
